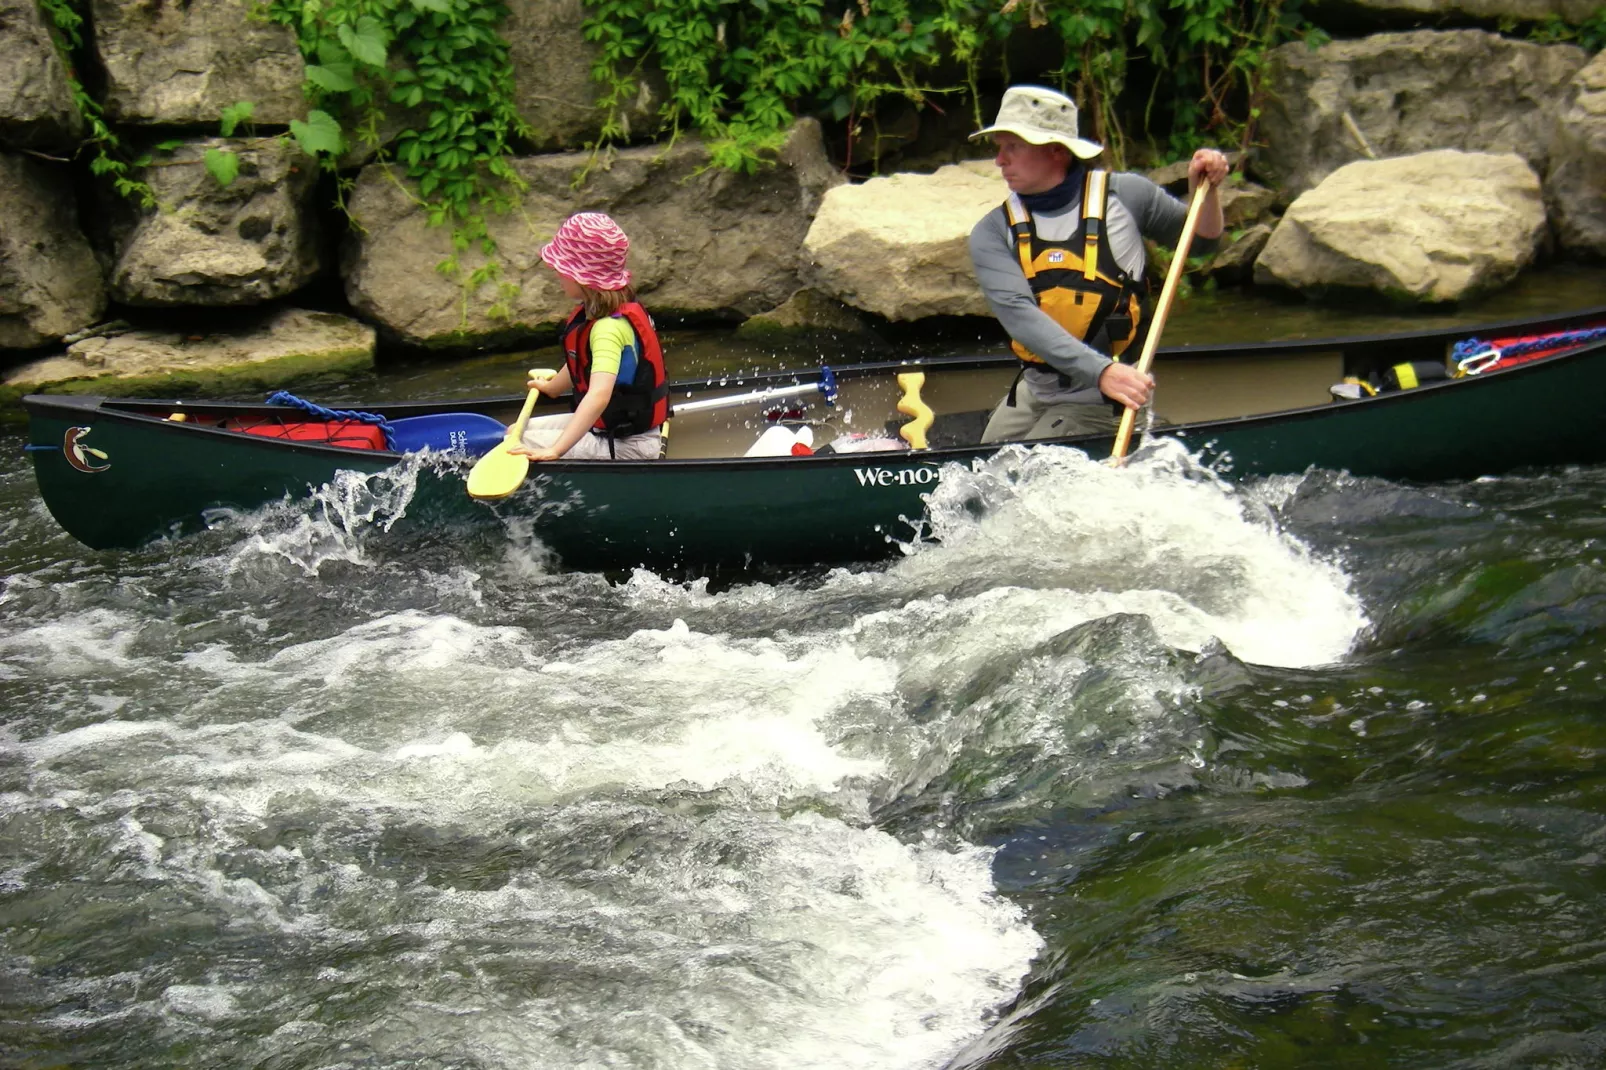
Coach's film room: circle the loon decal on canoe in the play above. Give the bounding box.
[63,426,110,473]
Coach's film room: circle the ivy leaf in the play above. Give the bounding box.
[410,0,452,12]
[219,100,255,137]
[316,39,352,67]
[305,62,357,93]
[152,138,184,153]
[338,16,390,69]
[204,147,240,187]
[288,109,344,156]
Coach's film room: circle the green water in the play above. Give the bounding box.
[3,271,1606,1068]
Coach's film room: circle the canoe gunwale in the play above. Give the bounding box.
[23,326,1606,471]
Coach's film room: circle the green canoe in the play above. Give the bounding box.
[24,307,1606,568]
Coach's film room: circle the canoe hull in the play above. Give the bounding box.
[24,310,1606,567]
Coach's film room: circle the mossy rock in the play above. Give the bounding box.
[0,309,376,424]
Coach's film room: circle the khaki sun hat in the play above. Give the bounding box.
[969,85,1103,160]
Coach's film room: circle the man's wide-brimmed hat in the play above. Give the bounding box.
[969,85,1103,160]
[540,212,632,291]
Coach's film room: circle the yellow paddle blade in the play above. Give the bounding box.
[466,442,531,500]
[466,383,541,500]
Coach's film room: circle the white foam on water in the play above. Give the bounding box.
[1,602,1041,1068]
[0,607,147,676]
[210,454,432,575]
[162,984,242,1021]
[896,441,1366,668]
[238,809,1039,1070]
[0,436,1368,1068]
[614,443,1362,671]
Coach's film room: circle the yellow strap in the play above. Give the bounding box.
[1005,194,1033,278]
[1082,170,1107,283]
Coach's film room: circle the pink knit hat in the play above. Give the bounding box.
[540,212,632,291]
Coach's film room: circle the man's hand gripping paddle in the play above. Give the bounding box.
[1109,183,1210,464]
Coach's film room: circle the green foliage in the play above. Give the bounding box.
[35,0,156,206]
[288,110,345,156]
[582,0,1321,169]
[1529,6,1606,51]
[203,147,241,186]
[260,0,531,267]
[219,100,257,137]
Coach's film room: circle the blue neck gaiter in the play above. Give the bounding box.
[1018,166,1084,214]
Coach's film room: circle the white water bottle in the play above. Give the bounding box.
[743,425,794,457]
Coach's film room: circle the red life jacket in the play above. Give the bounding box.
[559,302,669,438]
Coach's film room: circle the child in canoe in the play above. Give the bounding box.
[512,212,669,461]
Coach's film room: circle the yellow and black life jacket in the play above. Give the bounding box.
[1005,170,1149,371]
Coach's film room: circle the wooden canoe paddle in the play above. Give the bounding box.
[1110,182,1211,464]
[466,370,552,500]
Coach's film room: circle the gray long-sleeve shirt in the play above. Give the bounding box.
[969,171,1218,404]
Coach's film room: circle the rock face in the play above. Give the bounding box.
[1254,150,1547,304]
[802,161,1003,320]
[0,153,106,350]
[3,308,374,392]
[1548,52,1606,258]
[503,0,662,149]
[0,0,83,151]
[91,0,306,125]
[1206,223,1273,286]
[344,120,842,348]
[1321,0,1601,22]
[1258,31,1587,197]
[109,137,321,307]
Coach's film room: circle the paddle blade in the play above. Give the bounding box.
[466,442,530,500]
[389,412,510,456]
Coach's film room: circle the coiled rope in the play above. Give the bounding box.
[264,391,396,450]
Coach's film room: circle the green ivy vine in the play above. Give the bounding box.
[579,0,1327,170]
[34,0,156,206]
[260,0,530,309]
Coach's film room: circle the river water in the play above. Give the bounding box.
[3,273,1606,1067]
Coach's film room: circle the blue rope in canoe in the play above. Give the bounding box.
[264,390,396,450]
[1451,326,1606,367]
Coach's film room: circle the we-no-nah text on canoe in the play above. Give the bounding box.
[852,466,941,487]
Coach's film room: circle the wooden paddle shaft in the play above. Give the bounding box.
[1111,183,1211,462]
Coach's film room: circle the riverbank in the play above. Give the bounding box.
[2,0,1601,403]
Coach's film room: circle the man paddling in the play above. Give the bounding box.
[969,85,1229,442]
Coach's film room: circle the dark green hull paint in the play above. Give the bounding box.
[1170,338,1606,482]
[500,456,948,569]
[25,311,1606,569]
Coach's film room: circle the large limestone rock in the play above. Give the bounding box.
[503,0,662,149]
[343,120,842,349]
[1257,31,1587,197]
[91,0,306,125]
[1254,150,1547,304]
[2,308,373,396]
[802,161,1002,320]
[0,0,83,151]
[0,153,105,350]
[1316,0,1601,23]
[1548,51,1606,258]
[109,137,321,307]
